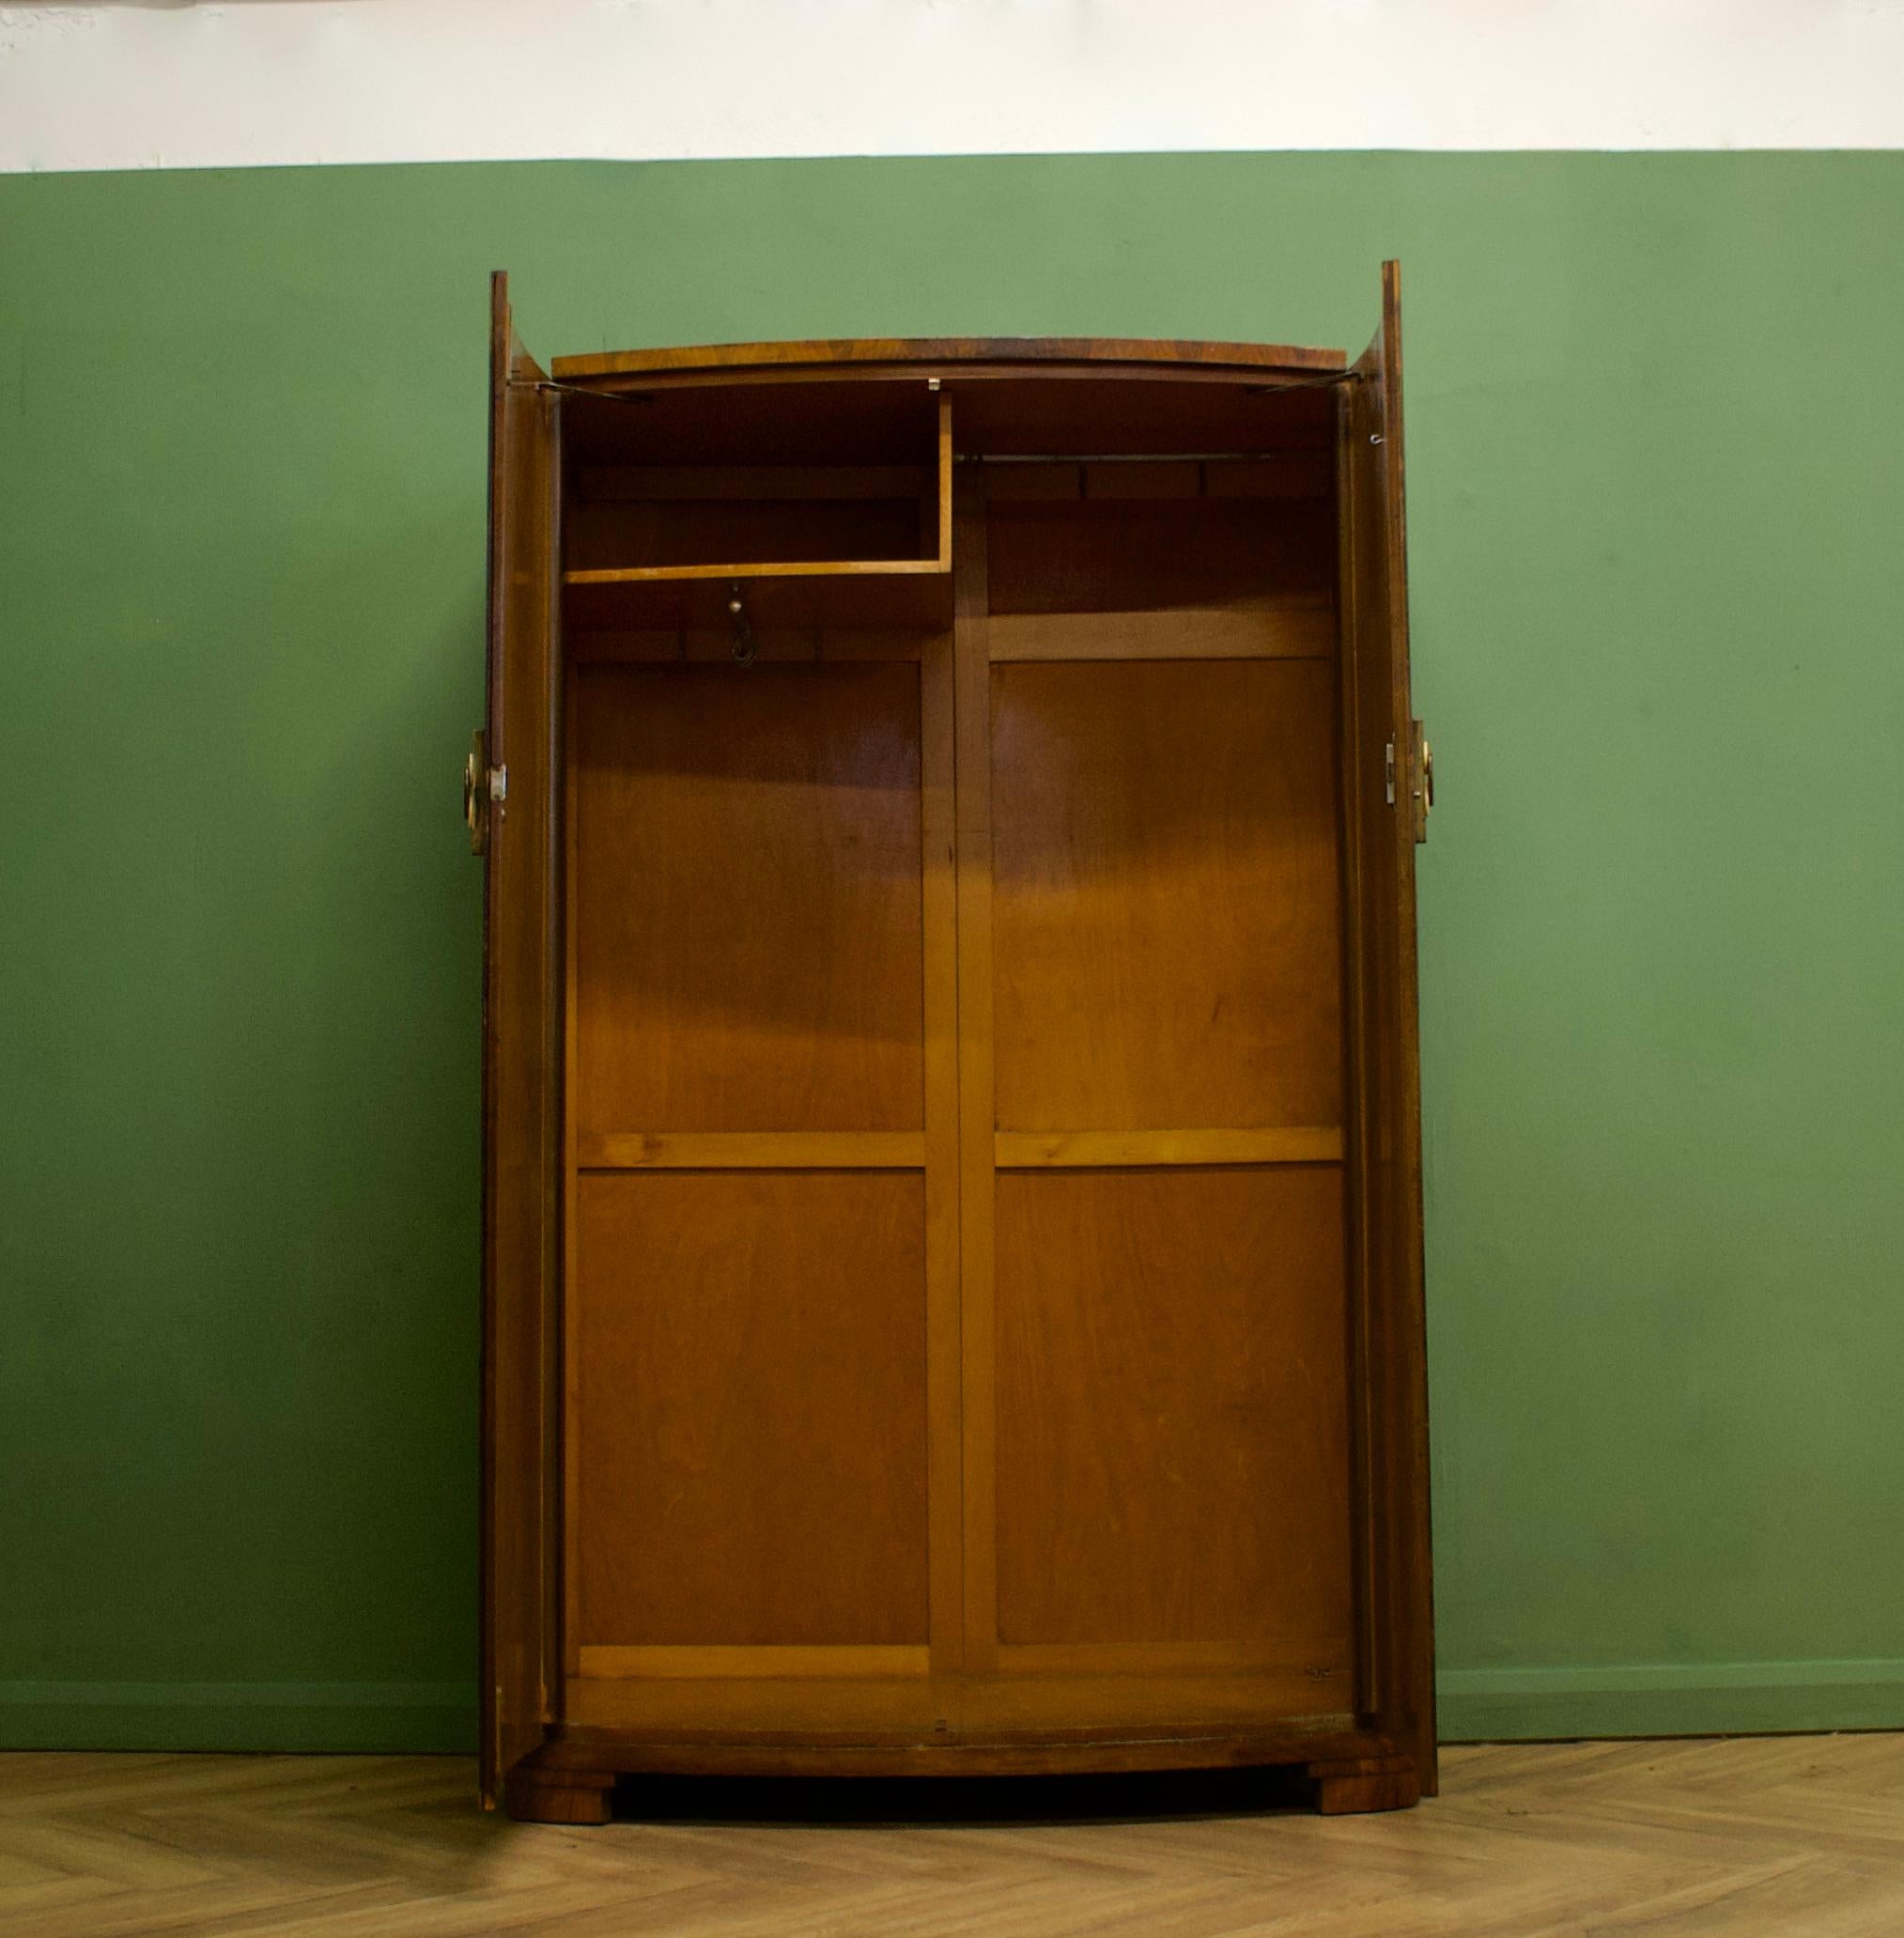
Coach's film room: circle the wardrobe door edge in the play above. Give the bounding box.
[479,270,565,1812]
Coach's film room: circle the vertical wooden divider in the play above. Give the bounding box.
[952,478,999,1674]
[921,613,965,1680]
[562,672,581,1682]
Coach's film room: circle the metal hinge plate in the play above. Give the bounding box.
[1385,731,1432,841]
[464,730,505,855]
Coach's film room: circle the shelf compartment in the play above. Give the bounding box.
[565,396,952,585]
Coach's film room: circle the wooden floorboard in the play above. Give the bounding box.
[0,1736,1901,1935]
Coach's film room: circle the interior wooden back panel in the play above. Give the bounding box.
[572,663,924,1133]
[566,497,928,573]
[978,480,1354,1707]
[540,349,1411,1767]
[575,1169,929,1647]
[568,652,937,1658]
[986,499,1335,615]
[991,659,1342,1133]
[995,1164,1353,1654]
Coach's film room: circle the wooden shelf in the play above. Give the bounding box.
[566,557,949,584]
[565,396,952,586]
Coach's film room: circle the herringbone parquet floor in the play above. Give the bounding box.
[1,1735,1900,1937]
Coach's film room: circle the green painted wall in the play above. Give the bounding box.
[3,155,1900,1752]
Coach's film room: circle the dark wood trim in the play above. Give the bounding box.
[537,1723,1408,1785]
[568,361,1348,396]
[478,271,564,1811]
[1340,260,1437,1799]
[552,334,1347,383]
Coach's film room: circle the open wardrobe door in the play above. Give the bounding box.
[476,271,562,1809]
[1339,259,1436,1793]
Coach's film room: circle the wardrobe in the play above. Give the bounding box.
[472,265,1433,1822]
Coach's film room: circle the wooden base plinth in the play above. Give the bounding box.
[502,1739,1427,1822]
[1308,1754,1422,1815]
[503,1763,616,1825]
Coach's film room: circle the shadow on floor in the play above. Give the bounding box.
[611,1763,1313,1829]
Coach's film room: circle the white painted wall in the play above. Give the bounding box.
[2,0,1902,174]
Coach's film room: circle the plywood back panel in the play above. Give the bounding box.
[575,1170,930,1647]
[991,659,1343,1133]
[573,662,924,1133]
[567,496,930,573]
[986,499,1335,614]
[994,1165,1354,1652]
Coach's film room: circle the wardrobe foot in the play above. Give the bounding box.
[503,1763,615,1825]
[1307,1754,1421,1815]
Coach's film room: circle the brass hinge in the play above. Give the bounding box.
[1385,727,1433,842]
[464,730,507,855]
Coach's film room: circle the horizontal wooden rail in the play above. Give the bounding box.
[988,607,1334,661]
[579,1646,930,1681]
[580,1131,927,1171]
[569,628,927,663]
[995,1127,1342,1168]
[550,335,1348,382]
[996,1640,1350,1676]
[566,556,950,584]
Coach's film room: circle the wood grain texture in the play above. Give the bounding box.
[569,627,927,663]
[561,640,583,1683]
[578,1646,929,1679]
[995,1128,1342,1168]
[986,607,1333,661]
[552,334,1348,380]
[1309,1753,1421,1815]
[994,1165,1353,1653]
[991,659,1343,1133]
[956,1670,1352,1734]
[550,1725,1379,1777]
[579,463,932,500]
[574,1171,930,1648]
[952,480,1000,1676]
[577,1131,924,1170]
[571,661,924,1133]
[985,497,1336,615]
[479,271,560,1807]
[13,1738,1903,1932]
[499,307,1435,1801]
[565,495,934,576]
[992,1640,1345,1674]
[919,625,966,1677]
[567,556,951,584]
[565,568,956,633]
[1339,259,1437,1792]
[953,380,1339,461]
[564,1673,947,1737]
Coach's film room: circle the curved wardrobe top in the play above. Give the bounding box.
[550,335,1349,388]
